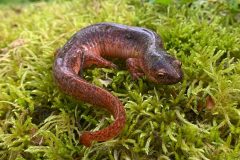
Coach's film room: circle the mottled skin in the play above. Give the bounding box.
[53,22,183,147]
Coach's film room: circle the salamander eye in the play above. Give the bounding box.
[157,69,166,77]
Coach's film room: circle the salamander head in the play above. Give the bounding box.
[142,50,183,84]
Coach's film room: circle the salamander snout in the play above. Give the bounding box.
[145,53,183,84]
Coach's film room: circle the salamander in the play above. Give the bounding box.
[53,22,183,147]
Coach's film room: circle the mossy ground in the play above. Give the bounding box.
[0,0,240,159]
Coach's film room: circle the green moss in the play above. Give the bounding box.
[0,0,240,159]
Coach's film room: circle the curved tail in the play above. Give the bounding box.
[53,58,126,147]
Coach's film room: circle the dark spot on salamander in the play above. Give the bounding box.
[125,33,133,40]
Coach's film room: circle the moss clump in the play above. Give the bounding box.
[0,0,240,159]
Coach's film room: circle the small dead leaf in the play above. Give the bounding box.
[30,127,44,146]
[0,48,8,54]
[206,95,215,110]
[9,38,26,48]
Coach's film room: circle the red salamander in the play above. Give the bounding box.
[53,22,183,147]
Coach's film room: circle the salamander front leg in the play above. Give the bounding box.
[126,58,145,79]
[82,53,117,69]
[79,52,117,76]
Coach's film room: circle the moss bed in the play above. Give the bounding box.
[0,0,240,159]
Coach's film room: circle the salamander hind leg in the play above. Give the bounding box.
[126,58,145,80]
